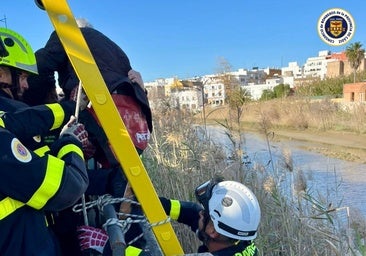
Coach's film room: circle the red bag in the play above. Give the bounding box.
[89,94,150,151]
[111,94,150,151]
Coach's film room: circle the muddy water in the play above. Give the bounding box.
[205,126,366,218]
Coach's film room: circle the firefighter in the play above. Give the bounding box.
[159,177,261,256]
[0,27,35,111]
[0,27,90,256]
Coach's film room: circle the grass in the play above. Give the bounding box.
[141,98,366,255]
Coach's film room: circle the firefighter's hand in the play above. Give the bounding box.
[60,116,88,147]
[77,225,109,254]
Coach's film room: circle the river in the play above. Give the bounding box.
[204,125,366,219]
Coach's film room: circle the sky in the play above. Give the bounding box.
[1,1,365,82]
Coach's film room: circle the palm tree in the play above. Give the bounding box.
[345,42,365,83]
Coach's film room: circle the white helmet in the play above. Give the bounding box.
[208,181,261,241]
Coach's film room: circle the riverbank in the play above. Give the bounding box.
[265,128,366,164]
[200,100,366,164]
[202,121,366,164]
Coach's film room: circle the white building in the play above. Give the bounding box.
[145,49,347,107]
[230,68,267,85]
[281,61,303,79]
[243,83,275,100]
[201,75,225,106]
[303,50,331,79]
[170,87,203,111]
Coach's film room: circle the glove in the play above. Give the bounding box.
[77,225,109,254]
[70,85,89,110]
[60,116,88,148]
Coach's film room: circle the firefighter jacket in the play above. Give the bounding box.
[0,89,29,112]
[0,102,89,256]
[160,197,258,256]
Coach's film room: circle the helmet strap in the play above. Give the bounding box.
[0,68,17,99]
[9,68,21,100]
[198,212,238,248]
[0,82,13,89]
[0,67,14,92]
[196,211,211,243]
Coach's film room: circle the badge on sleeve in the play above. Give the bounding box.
[11,138,32,163]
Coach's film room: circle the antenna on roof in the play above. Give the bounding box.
[0,15,7,28]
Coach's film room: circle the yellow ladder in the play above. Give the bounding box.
[40,0,184,255]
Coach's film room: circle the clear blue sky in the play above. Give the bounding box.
[1,1,365,82]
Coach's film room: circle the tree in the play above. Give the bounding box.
[345,42,365,83]
[260,84,291,101]
[273,83,291,98]
[215,57,252,182]
[260,89,275,101]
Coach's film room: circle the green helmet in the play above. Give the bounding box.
[0,27,38,74]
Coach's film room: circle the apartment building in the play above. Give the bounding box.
[281,61,303,79]
[145,49,366,109]
[303,50,331,79]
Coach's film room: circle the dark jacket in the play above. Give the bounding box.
[200,241,258,256]
[36,27,132,99]
[0,89,29,112]
[35,27,153,157]
[0,102,88,256]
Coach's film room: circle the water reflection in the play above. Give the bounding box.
[205,125,366,217]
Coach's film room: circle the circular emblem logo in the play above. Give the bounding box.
[317,8,355,46]
[11,138,32,163]
[221,196,233,207]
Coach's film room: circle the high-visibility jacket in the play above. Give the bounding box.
[0,102,89,256]
[0,101,75,148]
[125,245,151,255]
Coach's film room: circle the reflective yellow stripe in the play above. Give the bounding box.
[0,197,24,220]
[0,117,4,128]
[242,243,257,256]
[125,245,143,256]
[34,145,51,157]
[170,199,181,221]
[57,144,84,160]
[27,155,64,209]
[45,103,65,130]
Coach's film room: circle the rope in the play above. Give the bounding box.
[73,80,89,226]
[72,194,172,246]
[72,194,140,213]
